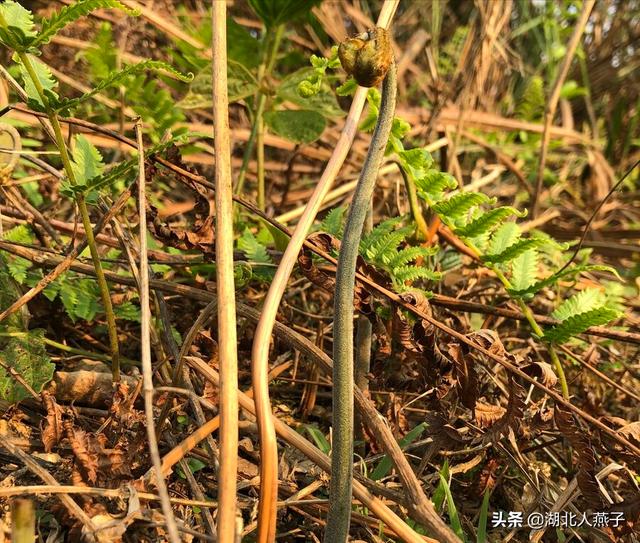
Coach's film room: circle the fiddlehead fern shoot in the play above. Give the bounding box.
[325,27,397,543]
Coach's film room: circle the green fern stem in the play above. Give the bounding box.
[328,63,397,543]
[491,266,569,399]
[18,52,121,382]
[394,161,429,240]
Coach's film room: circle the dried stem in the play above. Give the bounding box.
[135,120,181,543]
[212,2,240,540]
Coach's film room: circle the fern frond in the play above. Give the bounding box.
[516,75,544,121]
[365,225,414,265]
[55,60,193,113]
[482,238,549,264]
[544,307,621,344]
[360,216,403,256]
[551,288,606,322]
[432,192,493,221]
[414,170,458,203]
[392,265,442,284]
[238,230,272,265]
[510,249,538,292]
[387,245,438,269]
[320,206,346,238]
[488,222,521,256]
[34,0,138,47]
[455,206,526,238]
[507,264,619,298]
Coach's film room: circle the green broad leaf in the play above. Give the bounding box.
[248,0,320,28]
[278,68,345,118]
[487,222,520,256]
[264,109,326,144]
[551,288,606,322]
[370,422,427,481]
[482,237,548,264]
[302,424,331,455]
[510,249,538,292]
[506,264,620,298]
[180,60,258,109]
[227,18,260,69]
[454,207,526,238]
[432,192,493,222]
[543,307,621,344]
[34,0,139,47]
[15,54,58,109]
[0,1,37,50]
[55,60,193,113]
[0,329,54,404]
[70,135,104,187]
[259,218,290,252]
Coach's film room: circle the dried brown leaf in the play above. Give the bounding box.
[555,405,603,509]
[475,401,506,429]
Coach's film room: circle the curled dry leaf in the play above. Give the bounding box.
[475,401,506,429]
[490,376,526,438]
[41,390,66,453]
[446,342,478,410]
[521,361,558,387]
[554,405,603,509]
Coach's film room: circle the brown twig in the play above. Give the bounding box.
[135,120,181,543]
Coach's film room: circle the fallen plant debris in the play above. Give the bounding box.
[0,1,639,542]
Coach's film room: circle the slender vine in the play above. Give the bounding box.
[325,28,396,543]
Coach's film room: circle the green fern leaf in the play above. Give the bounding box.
[507,264,619,298]
[551,288,606,322]
[388,246,438,269]
[15,54,58,109]
[365,225,414,265]
[55,60,193,113]
[114,300,141,323]
[238,230,272,265]
[0,329,54,403]
[0,1,37,50]
[392,265,442,284]
[510,249,538,292]
[455,206,526,238]
[544,307,621,344]
[360,217,403,256]
[516,75,545,121]
[414,170,458,203]
[432,192,493,221]
[34,0,138,47]
[483,238,548,264]
[70,135,104,187]
[319,206,346,238]
[488,222,520,256]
